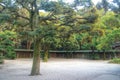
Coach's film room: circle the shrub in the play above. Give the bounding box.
[5,46,16,59]
[109,58,120,64]
[0,31,16,59]
[0,56,4,64]
[89,53,100,60]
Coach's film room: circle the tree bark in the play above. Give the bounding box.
[30,3,41,75]
[30,38,41,75]
[27,40,32,49]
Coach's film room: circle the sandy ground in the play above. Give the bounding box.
[0,58,120,80]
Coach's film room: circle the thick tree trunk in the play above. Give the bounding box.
[30,38,41,76]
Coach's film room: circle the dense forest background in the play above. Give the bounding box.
[0,0,120,51]
[0,0,120,75]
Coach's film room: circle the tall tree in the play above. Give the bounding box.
[0,0,59,75]
[96,0,109,14]
[102,0,109,13]
[73,0,93,7]
[0,0,83,75]
[111,0,120,13]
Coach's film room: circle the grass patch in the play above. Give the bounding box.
[109,58,120,64]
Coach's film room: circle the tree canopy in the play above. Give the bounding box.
[0,0,120,76]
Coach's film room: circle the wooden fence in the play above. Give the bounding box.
[14,49,120,59]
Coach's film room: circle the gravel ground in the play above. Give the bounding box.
[0,58,120,80]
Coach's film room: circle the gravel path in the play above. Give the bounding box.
[0,58,120,80]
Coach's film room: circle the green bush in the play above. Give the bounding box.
[0,31,16,59]
[109,58,120,64]
[41,51,50,62]
[5,46,16,59]
[89,53,100,60]
[0,56,4,64]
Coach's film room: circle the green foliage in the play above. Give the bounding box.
[101,12,120,29]
[94,10,120,29]
[97,28,120,50]
[88,53,100,60]
[109,58,120,64]
[73,0,93,8]
[0,55,4,64]
[0,14,11,23]
[5,45,16,59]
[0,0,120,62]
[40,1,66,14]
[0,31,16,59]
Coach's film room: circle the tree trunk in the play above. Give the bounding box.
[103,52,106,60]
[30,38,41,76]
[27,40,32,49]
[30,5,41,75]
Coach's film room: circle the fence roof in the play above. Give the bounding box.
[14,49,120,53]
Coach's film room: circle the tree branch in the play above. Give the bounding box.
[0,3,5,13]
[14,13,30,21]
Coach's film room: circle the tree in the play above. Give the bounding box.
[73,0,93,9]
[102,0,109,13]
[96,0,120,13]
[97,28,120,50]
[95,10,120,50]
[111,0,120,13]
[0,0,84,75]
[96,0,109,14]
[1,0,118,75]
[41,25,56,62]
[0,0,57,75]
